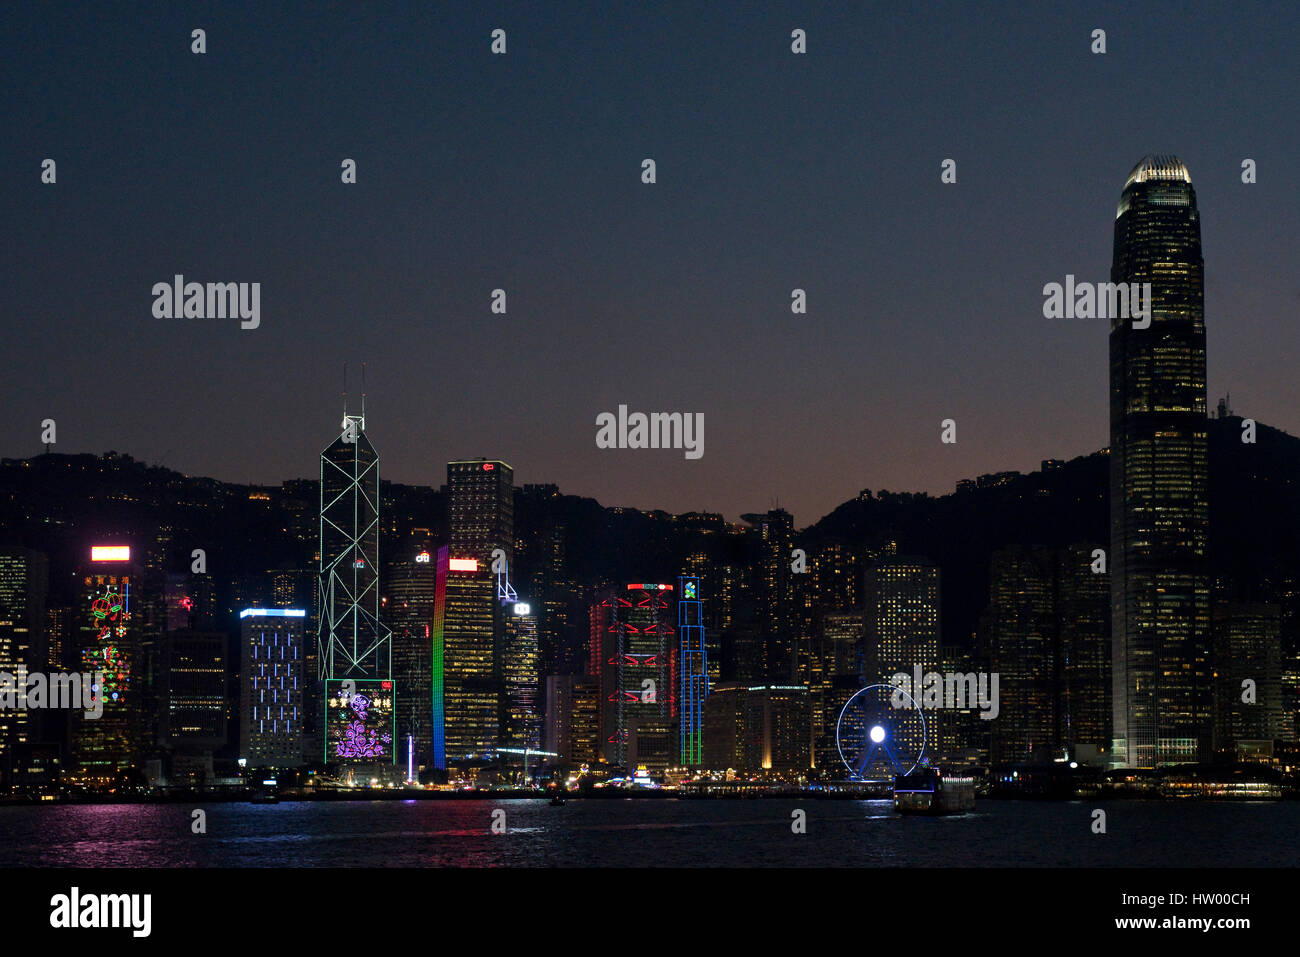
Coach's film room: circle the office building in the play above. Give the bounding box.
[0,548,48,782]
[74,545,140,783]
[502,601,541,750]
[386,550,437,770]
[544,674,600,765]
[1213,603,1283,757]
[240,609,306,767]
[1110,155,1211,767]
[447,459,514,564]
[431,549,497,769]
[591,584,676,771]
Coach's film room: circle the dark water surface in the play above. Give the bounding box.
[0,799,1296,867]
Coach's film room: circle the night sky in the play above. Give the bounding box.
[4,1,1298,524]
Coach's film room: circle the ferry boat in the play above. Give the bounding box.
[893,768,975,815]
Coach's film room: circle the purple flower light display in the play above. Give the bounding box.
[333,693,392,758]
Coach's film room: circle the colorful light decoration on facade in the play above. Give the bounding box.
[334,693,393,759]
[85,584,131,701]
[678,574,708,766]
[90,588,129,640]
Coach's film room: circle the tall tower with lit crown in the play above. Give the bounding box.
[1109,155,1210,769]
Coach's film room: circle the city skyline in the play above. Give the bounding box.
[7,4,1300,934]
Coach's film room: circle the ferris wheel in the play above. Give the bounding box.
[835,682,927,781]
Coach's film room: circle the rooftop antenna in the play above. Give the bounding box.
[497,550,518,605]
[360,361,367,429]
[342,361,349,419]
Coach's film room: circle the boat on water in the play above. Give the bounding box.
[893,768,975,815]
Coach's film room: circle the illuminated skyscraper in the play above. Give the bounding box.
[502,602,540,750]
[818,611,863,681]
[863,558,940,683]
[1109,155,1210,768]
[387,550,437,771]
[240,609,306,767]
[862,557,939,762]
[440,459,515,770]
[74,545,140,783]
[592,584,676,771]
[0,548,48,781]
[317,410,395,765]
[678,575,708,766]
[447,459,514,565]
[811,611,862,770]
[431,549,497,770]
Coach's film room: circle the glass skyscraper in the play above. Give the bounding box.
[431,548,497,770]
[317,412,395,766]
[386,552,437,772]
[1109,155,1210,769]
[447,459,514,566]
[318,414,391,682]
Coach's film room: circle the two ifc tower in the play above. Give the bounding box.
[1109,155,1210,769]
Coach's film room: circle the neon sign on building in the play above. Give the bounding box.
[325,679,395,762]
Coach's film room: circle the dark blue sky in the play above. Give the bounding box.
[4,1,1298,524]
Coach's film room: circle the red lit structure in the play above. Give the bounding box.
[590,584,676,772]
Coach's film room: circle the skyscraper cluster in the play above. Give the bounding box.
[0,156,1293,791]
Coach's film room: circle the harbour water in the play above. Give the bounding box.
[1,798,1296,867]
